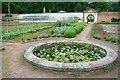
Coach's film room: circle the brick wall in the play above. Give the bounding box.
[0,14,17,22]
[97,12,119,22]
[0,14,17,19]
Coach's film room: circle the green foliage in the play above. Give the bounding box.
[109,36,117,42]
[97,34,118,43]
[72,22,87,27]
[55,17,77,27]
[104,35,110,41]
[53,26,70,34]
[2,2,118,14]
[72,22,86,34]
[74,26,80,34]
[111,17,120,22]
[97,22,120,24]
[53,22,86,37]
[38,34,51,38]
[33,42,106,63]
[2,24,52,40]
[93,35,102,40]
[32,35,38,39]
[64,27,77,38]
[88,19,94,22]
[74,26,82,34]
[27,38,31,41]
[104,35,117,43]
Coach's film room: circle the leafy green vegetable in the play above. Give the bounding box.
[2,24,52,40]
[33,42,106,63]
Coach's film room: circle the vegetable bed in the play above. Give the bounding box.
[33,42,106,63]
[2,24,52,40]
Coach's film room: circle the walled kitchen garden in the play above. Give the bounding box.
[1,18,86,43]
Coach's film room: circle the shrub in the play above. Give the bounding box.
[111,17,120,22]
[41,34,51,38]
[74,26,83,34]
[72,22,86,34]
[27,38,31,41]
[88,19,94,22]
[110,36,117,42]
[32,35,38,39]
[72,22,86,27]
[74,26,80,34]
[53,26,70,34]
[104,35,110,41]
[93,35,102,40]
[38,35,42,38]
[64,27,76,38]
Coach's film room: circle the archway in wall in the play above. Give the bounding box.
[83,9,97,23]
[87,14,95,22]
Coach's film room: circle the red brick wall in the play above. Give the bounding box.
[0,14,17,22]
[97,12,119,22]
[0,14,17,19]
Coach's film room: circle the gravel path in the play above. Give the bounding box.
[1,23,118,78]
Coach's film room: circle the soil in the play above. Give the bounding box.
[100,24,118,37]
[2,22,30,31]
[1,23,119,78]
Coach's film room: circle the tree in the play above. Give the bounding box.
[2,2,119,14]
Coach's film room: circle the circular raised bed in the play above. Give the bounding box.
[24,41,118,72]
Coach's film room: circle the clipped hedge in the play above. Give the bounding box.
[64,27,76,38]
[72,22,87,27]
[74,26,83,34]
[97,22,120,24]
[74,26,80,34]
[72,22,85,34]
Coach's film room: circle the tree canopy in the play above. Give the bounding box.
[2,2,119,14]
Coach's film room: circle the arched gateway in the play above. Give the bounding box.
[83,9,97,23]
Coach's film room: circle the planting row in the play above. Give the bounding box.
[2,24,52,40]
[23,22,87,42]
[53,22,87,38]
[93,34,119,43]
[91,24,119,43]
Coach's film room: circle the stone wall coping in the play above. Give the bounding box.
[24,40,118,72]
